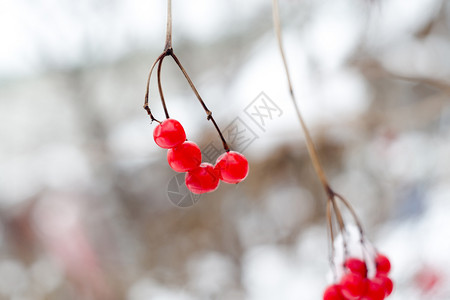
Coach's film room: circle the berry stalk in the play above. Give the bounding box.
[143,0,230,152]
[272,1,394,298]
[271,0,365,248]
[157,56,170,119]
[164,0,172,51]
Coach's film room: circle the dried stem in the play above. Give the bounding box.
[334,193,365,236]
[326,200,338,280]
[165,0,172,51]
[272,0,331,196]
[272,0,367,258]
[331,199,349,257]
[326,200,335,252]
[157,56,170,119]
[143,0,230,152]
[144,52,166,123]
[170,52,230,151]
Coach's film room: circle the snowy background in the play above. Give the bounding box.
[1,0,450,299]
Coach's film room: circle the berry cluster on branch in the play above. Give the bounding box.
[153,119,248,194]
[324,254,393,300]
[144,0,249,194]
[271,0,394,298]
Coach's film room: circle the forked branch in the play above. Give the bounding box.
[271,0,365,252]
[143,0,230,151]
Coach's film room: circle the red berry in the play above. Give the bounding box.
[214,151,249,184]
[374,274,393,296]
[185,163,220,194]
[340,273,365,300]
[375,254,391,274]
[363,279,386,300]
[323,284,345,300]
[414,267,441,293]
[167,141,201,172]
[344,258,368,278]
[153,119,186,148]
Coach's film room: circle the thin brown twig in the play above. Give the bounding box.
[144,0,230,151]
[157,56,170,119]
[326,199,335,252]
[326,200,338,280]
[331,199,349,258]
[143,0,173,122]
[144,53,166,123]
[272,0,369,260]
[165,0,172,51]
[334,193,365,236]
[170,52,230,151]
[272,0,332,196]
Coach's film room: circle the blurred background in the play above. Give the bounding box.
[1,0,450,299]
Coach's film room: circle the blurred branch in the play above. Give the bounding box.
[357,60,450,95]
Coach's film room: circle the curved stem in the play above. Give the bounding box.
[334,193,365,237]
[272,0,331,195]
[143,0,173,122]
[157,56,170,119]
[170,52,230,151]
[326,199,338,280]
[145,0,229,152]
[331,198,346,236]
[144,53,166,122]
[331,198,349,258]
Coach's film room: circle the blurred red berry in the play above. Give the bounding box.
[414,267,442,293]
[340,273,365,300]
[375,254,391,274]
[363,279,386,300]
[153,118,186,148]
[185,163,220,194]
[214,151,249,184]
[374,274,393,296]
[167,141,201,172]
[344,258,368,278]
[323,284,345,300]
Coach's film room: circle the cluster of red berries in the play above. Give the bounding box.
[153,118,249,194]
[324,254,393,300]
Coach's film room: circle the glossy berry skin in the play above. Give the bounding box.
[375,254,391,274]
[344,258,368,278]
[374,274,393,296]
[323,284,345,300]
[214,151,249,184]
[185,163,220,194]
[153,119,186,149]
[363,279,386,300]
[340,273,365,300]
[167,141,201,172]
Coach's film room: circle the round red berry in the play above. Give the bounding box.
[153,118,186,148]
[214,151,249,184]
[340,273,365,300]
[374,274,393,296]
[185,163,220,194]
[167,141,201,172]
[323,284,345,300]
[363,279,386,300]
[375,254,391,274]
[344,258,368,278]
